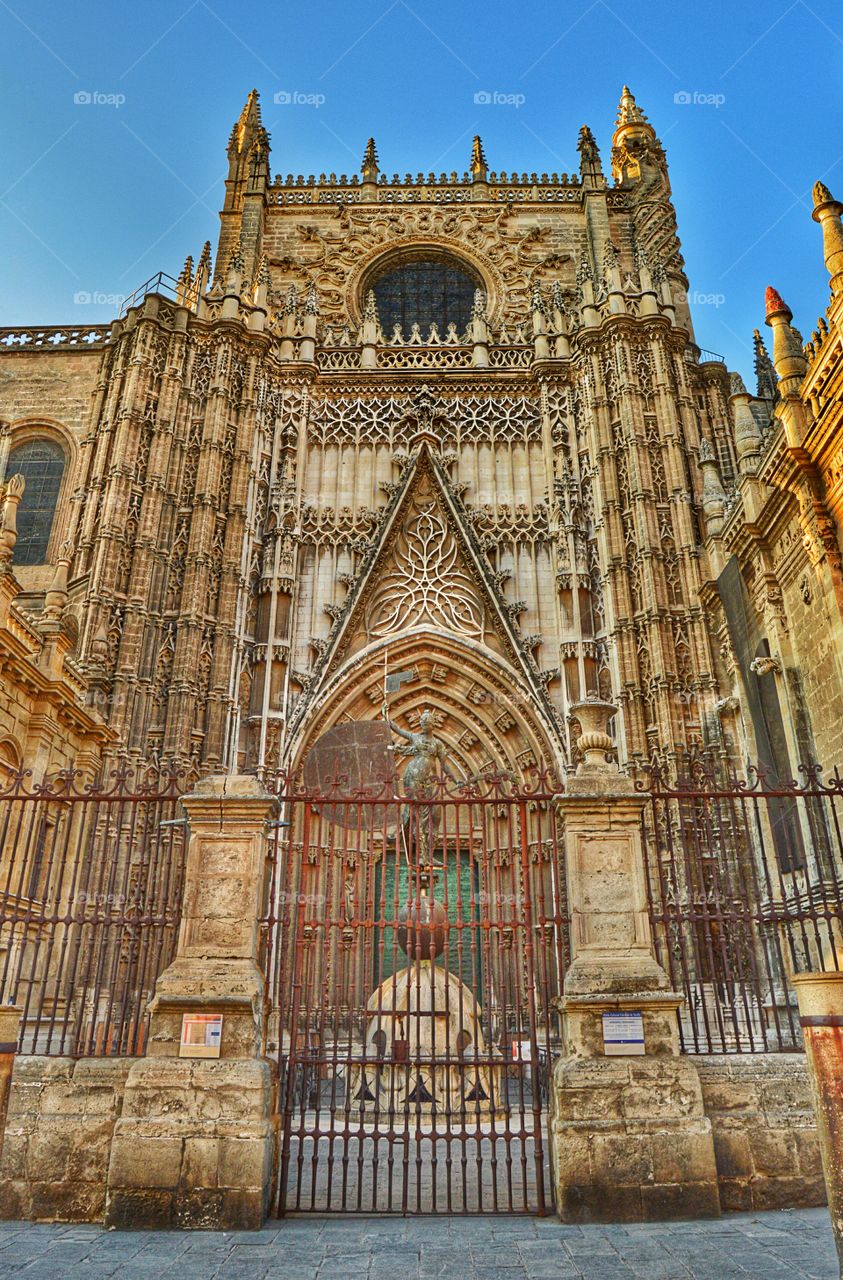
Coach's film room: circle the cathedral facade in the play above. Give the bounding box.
[1,86,842,786]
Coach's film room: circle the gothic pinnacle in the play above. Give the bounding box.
[616,85,648,129]
[362,137,379,181]
[229,89,263,156]
[577,125,603,184]
[765,286,807,385]
[811,179,843,293]
[470,135,488,180]
[304,281,319,316]
[753,328,777,400]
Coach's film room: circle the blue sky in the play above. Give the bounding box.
[0,0,840,381]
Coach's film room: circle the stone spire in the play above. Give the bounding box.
[812,180,843,294]
[615,85,649,131]
[470,135,488,181]
[196,240,212,292]
[220,90,270,286]
[729,373,762,476]
[765,286,807,388]
[697,438,728,538]
[362,137,379,192]
[176,254,194,308]
[753,328,777,401]
[577,125,603,183]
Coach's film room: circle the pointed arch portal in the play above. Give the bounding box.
[289,628,563,786]
[283,440,566,782]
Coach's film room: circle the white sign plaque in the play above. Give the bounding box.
[602,1010,645,1056]
[180,1012,223,1059]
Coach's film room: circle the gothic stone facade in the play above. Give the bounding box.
[0,87,841,785]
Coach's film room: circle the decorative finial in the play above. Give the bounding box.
[765,286,791,321]
[362,137,379,180]
[753,328,778,400]
[227,239,245,276]
[470,135,487,178]
[616,85,648,129]
[304,281,319,316]
[0,474,25,574]
[578,125,599,160]
[813,180,835,209]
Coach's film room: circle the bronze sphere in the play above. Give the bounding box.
[397,894,447,960]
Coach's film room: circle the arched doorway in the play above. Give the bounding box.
[287,628,565,788]
[268,633,567,1216]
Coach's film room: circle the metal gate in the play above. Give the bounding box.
[262,775,567,1215]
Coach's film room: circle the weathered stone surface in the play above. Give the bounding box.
[0,1055,132,1222]
[696,1053,826,1211]
[552,1054,721,1222]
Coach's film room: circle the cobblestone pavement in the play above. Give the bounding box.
[0,1209,836,1279]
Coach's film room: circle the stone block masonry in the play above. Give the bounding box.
[697,1054,826,1212]
[106,1057,274,1229]
[0,1051,827,1225]
[0,1057,132,1222]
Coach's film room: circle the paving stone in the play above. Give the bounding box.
[0,1209,836,1278]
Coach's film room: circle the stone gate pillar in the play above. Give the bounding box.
[551,700,720,1221]
[105,774,278,1230]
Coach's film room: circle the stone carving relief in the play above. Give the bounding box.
[365,474,484,639]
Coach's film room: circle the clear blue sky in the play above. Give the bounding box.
[0,0,840,381]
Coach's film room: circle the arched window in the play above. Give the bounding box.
[5,439,65,565]
[368,252,482,336]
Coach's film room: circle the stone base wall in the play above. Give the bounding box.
[696,1054,826,1211]
[0,1052,828,1224]
[0,1057,133,1222]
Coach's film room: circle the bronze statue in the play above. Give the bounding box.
[384,708,458,797]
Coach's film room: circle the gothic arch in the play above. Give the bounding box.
[288,628,564,786]
[2,419,77,566]
[346,237,502,328]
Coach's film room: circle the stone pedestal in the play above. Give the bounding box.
[551,701,719,1221]
[792,972,843,1269]
[105,775,278,1230]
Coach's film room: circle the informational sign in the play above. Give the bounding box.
[511,1039,532,1063]
[602,1011,645,1056]
[180,1012,223,1059]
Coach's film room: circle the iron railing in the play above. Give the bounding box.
[641,756,843,1054]
[0,765,186,1055]
[260,769,567,1215]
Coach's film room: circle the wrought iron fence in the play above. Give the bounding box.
[0,765,186,1055]
[642,756,843,1054]
[259,768,568,1214]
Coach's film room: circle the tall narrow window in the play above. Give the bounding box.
[5,439,65,565]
